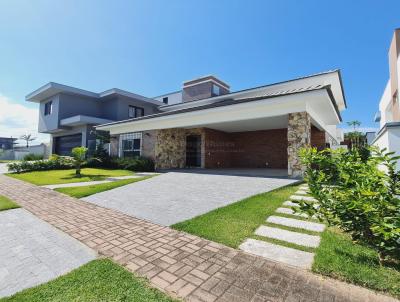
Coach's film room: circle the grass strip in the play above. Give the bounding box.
[55,176,151,198]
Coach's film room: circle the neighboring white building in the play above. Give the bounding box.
[373,28,400,169]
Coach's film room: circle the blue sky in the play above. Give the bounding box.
[0,0,399,142]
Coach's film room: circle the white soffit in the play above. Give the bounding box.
[98,89,338,135]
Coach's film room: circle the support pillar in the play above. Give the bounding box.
[287,112,311,178]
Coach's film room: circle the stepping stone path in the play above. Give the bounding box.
[267,216,325,232]
[282,200,299,207]
[240,239,315,269]
[275,207,309,218]
[240,185,326,270]
[254,225,321,248]
[290,195,318,202]
[295,190,308,195]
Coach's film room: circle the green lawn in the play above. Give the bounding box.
[7,168,134,185]
[0,195,20,211]
[313,228,400,298]
[55,176,152,198]
[172,184,400,298]
[172,184,300,248]
[0,160,18,163]
[0,259,177,302]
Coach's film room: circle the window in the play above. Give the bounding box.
[44,101,52,115]
[119,132,142,157]
[163,97,168,104]
[212,84,220,96]
[128,106,144,118]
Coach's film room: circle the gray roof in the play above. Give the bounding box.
[97,84,341,128]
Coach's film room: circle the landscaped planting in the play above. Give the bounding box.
[7,155,75,173]
[0,259,177,302]
[7,168,134,185]
[298,146,400,263]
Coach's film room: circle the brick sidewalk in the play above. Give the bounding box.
[0,175,397,302]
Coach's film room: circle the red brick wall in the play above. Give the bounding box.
[203,128,288,169]
[204,129,234,168]
[311,126,326,150]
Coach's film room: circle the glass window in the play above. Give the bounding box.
[119,132,142,157]
[136,107,144,117]
[44,101,52,115]
[163,97,168,104]
[128,106,135,118]
[128,106,144,118]
[212,84,220,96]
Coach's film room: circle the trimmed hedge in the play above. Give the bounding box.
[23,153,44,161]
[7,155,74,173]
[8,154,155,173]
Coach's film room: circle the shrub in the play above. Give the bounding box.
[23,153,44,161]
[111,157,155,172]
[297,146,400,263]
[7,155,75,173]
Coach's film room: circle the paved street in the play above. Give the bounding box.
[83,172,297,225]
[0,208,96,298]
[0,174,396,302]
[0,163,9,174]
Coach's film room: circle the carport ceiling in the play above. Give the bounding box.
[187,115,289,133]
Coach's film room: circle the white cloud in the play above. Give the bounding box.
[0,94,49,146]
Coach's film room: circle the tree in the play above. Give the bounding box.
[347,120,361,131]
[71,147,88,177]
[19,134,36,148]
[345,120,365,149]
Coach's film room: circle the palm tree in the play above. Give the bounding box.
[347,120,361,132]
[20,134,36,148]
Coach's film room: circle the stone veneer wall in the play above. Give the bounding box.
[287,112,311,178]
[154,128,206,169]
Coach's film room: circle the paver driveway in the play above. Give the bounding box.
[0,208,96,298]
[0,174,396,302]
[82,172,297,225]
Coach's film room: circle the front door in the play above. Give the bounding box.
[186,135,201,167]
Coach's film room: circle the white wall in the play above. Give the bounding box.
[373,127,400,170]
[153,91,182,105]
[378,81,392,128]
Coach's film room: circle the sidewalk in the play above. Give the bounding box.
[0,174,397,302]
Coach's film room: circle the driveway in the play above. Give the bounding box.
[0,208,96,297]
[82,171,297,226]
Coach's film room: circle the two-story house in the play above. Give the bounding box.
[28,71,346,177]
[26,83,163,155]
[373,28,400,168]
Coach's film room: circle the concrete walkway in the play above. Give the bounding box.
[0,175,396,302]
[83,172,297,226]
[0,208,96,298]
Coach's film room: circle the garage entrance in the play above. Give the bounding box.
[54,134,82,156]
